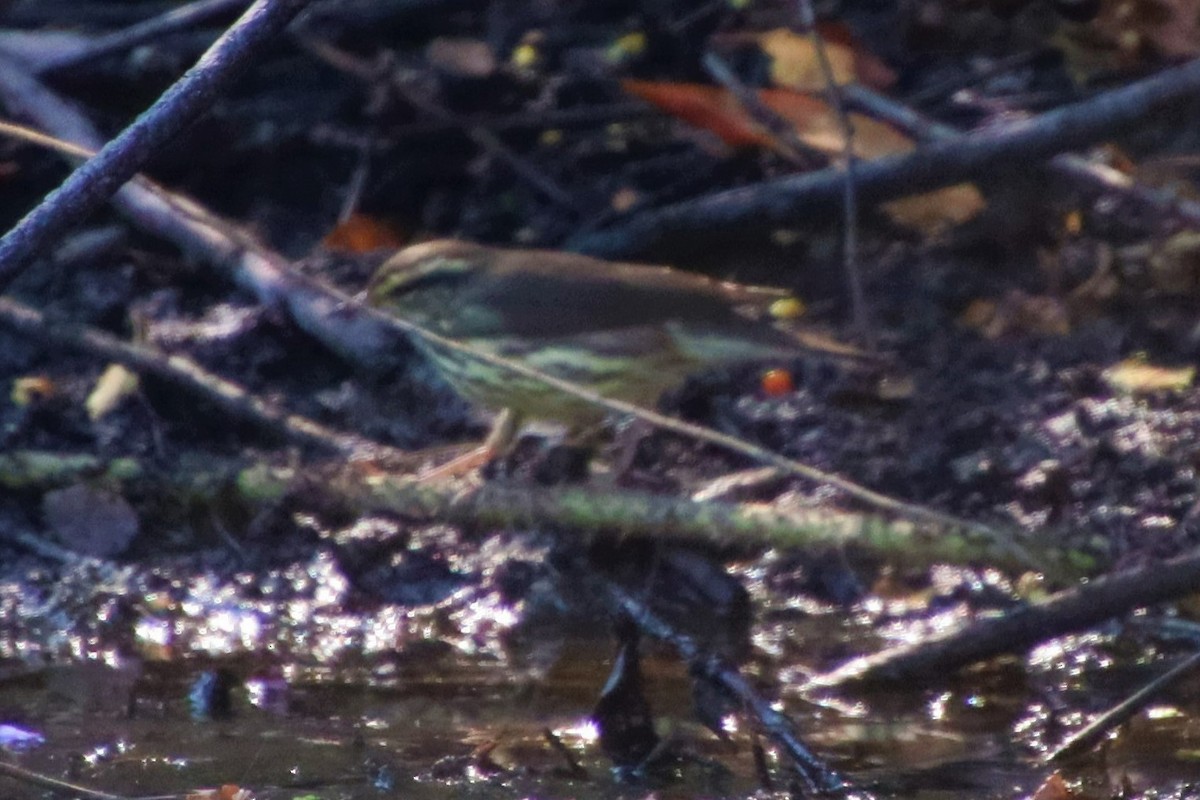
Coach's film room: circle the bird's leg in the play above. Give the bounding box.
[415,408,519,482]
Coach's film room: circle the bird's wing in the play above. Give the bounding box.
[454,261,780,339]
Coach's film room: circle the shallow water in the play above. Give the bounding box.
[1,536,1198,800]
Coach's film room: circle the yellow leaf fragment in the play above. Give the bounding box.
[11,374,56,406]
[607,31,647,63]
[510,35,541,71]
[760,28,856,90]
[769,296,806,320]
[1102,358,1195,395]
[86,363,139,421]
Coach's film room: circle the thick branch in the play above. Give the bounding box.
[807,545,1200,689]
[571,58,1200,256]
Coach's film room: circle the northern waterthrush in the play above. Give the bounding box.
[367,239,866,436]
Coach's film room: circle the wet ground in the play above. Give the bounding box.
[3,515,1200,799]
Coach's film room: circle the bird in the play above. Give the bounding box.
[366,239,869,465]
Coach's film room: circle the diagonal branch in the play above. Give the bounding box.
[0,295,407,459]
[806,544,1200,689]
[570,57,1200,257]
[0,0,312,289]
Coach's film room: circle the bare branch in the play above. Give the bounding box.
[0,0,312,289]
[571,58,1200,256]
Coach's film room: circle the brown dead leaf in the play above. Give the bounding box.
[1057,0,1200,78]
[759,27,858,90]
[959,291,1071,338]
[881,184,987,236]
[10,374,57,406]
[816,21,898,89]
[621,79,776,151]
[1148,229,1200,294]
[610,187,641,213]
[621,79,909,158]
[426,37,497,78]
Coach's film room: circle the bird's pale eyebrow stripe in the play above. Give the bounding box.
[376,258,475,297]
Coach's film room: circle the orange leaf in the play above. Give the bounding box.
[322,214,406,254]
[621,79,775,149]
[622,79,912,158]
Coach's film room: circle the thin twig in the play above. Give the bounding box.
[701,51,821,167]
[1045,649,1200,763]
[340,465,1057,573]
[0,446,1072,573]
[0,294,407,459]
[805,544,1200,690]
[589,572,854,795]
[0,759,129,800]
[0,0,312,290]
[1,523,105,566]
[906,49,1050,107]
[384,100,654,140]
[794,1,868,344]
[35,0,249,74]
[569,57,1200,257]
[300,36,583,212]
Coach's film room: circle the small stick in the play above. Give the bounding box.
[35,0,249,74]
[0,0,312,289]
[1045,649,1200,763]
[300,37,583,212]
[0,759,129,800]
[0,294,407,459]
[593,573,854,795]
[794,0,868,344]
